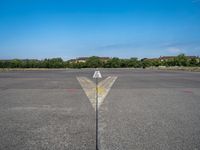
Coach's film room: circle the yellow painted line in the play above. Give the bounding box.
[77,76,117,110]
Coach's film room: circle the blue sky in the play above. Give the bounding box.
[0,0,200,60]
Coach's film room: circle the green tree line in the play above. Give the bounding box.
[0,54,200,68]
[0,58,68,68]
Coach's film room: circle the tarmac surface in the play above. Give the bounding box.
[0,69,200,150]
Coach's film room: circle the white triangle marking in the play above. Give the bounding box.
[77,76,117,110]
[93,71,102,78]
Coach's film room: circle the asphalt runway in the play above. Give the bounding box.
[0,69,200,150]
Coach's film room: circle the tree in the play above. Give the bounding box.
[109,57,120,68]
[141,59,152,68]
[152,60,161,67]
[120,59,128,68]
[127,57,140,68]
[176,54,188,66]
[0,54,199,69]
[86,56,102,68]
[189,58,198,66]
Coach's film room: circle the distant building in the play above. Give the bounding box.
[76,57,88,63]
[141,58,160,61]
[159,56,176,62]
[141,56,199,62]
[98,57,110,62]
[159,56,198,61]
[68,57,110,63]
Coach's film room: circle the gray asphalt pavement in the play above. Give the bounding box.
[0,69,200,150]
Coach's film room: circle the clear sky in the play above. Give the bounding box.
[0,0,200,60]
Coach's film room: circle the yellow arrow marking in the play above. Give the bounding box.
[77,76,117,110]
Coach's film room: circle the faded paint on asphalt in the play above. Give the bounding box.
[77,76,117,110]
[0,69,200,150]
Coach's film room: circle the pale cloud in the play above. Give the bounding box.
[167,47,182,53]
[192,0,200,3]
[195,47,200,50]
[96,43,139,50]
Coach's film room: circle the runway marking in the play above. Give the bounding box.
[77,76,117,110]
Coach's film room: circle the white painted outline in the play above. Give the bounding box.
[77,76,117,110]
